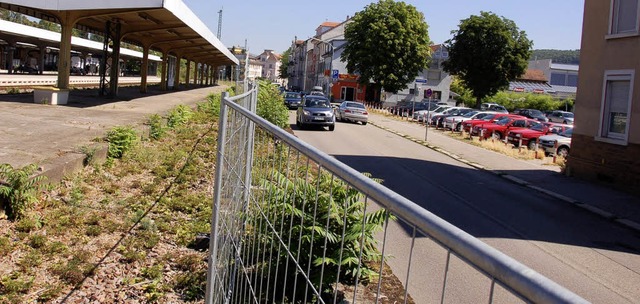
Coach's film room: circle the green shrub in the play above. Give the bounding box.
[257,80,289,128]
[0,272,33,294]
[106,126,138,159]
[148,114,166,140]
[0,163,47,220]
[167,105,194,129]
[28,234,47,249]
[196,94,221,118]
[15,215,43,233]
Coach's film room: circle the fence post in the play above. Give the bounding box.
[205,91,230,304]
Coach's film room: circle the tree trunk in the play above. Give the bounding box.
[475,97,482,109]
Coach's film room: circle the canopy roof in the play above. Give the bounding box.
[0,0,238,66]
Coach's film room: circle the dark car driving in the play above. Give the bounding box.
[283,91,302,109]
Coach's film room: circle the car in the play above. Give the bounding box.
[396,101,437,117]
[413,105,450,122]
[480,103,500,110]
[462,113,512,133]
[296,95,335,131]
[439,108,474,130]
[443,111,495,131]
[506,122,571,150]
[335,101,368,125]
[283,91,303,109]
[547,110,574,125]
[539,128,573,157]
[476,116,539,140]
[430,107,467,127]
[486,104,509,113]
[512,108,549,122]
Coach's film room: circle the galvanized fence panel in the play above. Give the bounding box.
[205,86,589,304]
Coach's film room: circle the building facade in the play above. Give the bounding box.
[257,49,282,83]
[528,59,579,98]
[568,0,640,194]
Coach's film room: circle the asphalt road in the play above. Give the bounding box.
[289,111,640,303]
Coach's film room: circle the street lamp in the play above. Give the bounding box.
[308,37,334,98]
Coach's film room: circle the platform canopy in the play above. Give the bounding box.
[0,0,238,67]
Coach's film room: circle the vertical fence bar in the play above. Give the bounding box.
[205,91,230,304]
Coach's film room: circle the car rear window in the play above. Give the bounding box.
[346,102,365,109]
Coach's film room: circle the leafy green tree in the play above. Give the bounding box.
[443,11,532,108]
[37,19,60,32]
[450,77,475,107]
[278,47,291,79]
[342,0,431,93]
[532,49,580,65]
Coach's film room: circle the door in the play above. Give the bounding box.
[341,87,355,101]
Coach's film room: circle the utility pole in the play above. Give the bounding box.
[217,8,223,39]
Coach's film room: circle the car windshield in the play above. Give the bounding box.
[305,98,330,107]
[562,112,574,118]
[434,107,449,113]
[285,93,299,98]
[530,123,546,131]
[481,114,496,120]
[346,102,365,109]
[494,116,512,126]
[462,111,478,118]
[530,109,544,116]
[559,128,573,137]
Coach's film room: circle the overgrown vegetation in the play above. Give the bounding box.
[105,126,138,160]
[0,163,47,220]
[257,80,289,128]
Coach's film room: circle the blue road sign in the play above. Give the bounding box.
[415,79,427,83]
[332,69,339,79]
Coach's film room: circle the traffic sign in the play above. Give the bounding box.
[332,69,339,80]
[415,79,427,83]
[426,88,433,97]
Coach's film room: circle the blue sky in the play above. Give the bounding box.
[183,0,584,55]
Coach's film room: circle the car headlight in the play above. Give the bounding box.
[303,110,310,115]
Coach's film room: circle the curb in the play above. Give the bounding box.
[368,117,640,234]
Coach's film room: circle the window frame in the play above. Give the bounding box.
[597,70,635,144]
[608,0,640,38]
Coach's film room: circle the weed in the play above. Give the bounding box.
[15,215,43,233]
[0,163,47,220]
[148,114,166,140]
[28,234,47,249]
[141,264,164,280]
[79,145,98,166]
[143,280,167,302]
[43,241,68,255]
[106,126,138,160]
[173,270,206,301]
[0,236,12,255]
[36,283,63,302]
[85,225,102,237]
[0,272,33,294]
[167,105,194,129]
[18,249,43,270]
[50,251,94,285]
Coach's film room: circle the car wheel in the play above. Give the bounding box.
[329,124,335,131]
[528,140,537,150]
[557,146,569,157]
[362,121,367,126]
[492,132,502,140]
[563,120,568,124]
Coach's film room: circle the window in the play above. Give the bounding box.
[550,73,566,85]
[610,0,639,35]
[567,74,579,87]
[600,70,634,142]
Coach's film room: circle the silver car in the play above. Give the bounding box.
[547,110,574,125]
[296,96,335,131]
[335,101,368,125]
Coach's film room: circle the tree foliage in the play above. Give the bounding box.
[531,49,580,65]
[443,11,532,108]
[279,47,291,79]
[342,0,430,93]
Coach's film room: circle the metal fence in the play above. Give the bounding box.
[205,86,589,304]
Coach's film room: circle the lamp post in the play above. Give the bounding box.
[308,37,334,98]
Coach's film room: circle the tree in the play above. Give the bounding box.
[278,47,291,80]
[443,11,532,108]
[341,0,430,93]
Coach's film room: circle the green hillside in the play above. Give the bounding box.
[531,49,580,65]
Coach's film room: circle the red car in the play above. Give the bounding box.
[463,113,513,133]
[476,116,539,140]
[506,122,572,150]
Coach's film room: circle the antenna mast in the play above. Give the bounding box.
[217,8,223,39]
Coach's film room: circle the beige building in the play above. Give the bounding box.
[568,0,640,194]
[257,49,282,83]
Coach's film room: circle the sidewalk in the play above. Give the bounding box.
[0,85,227,182]
[366,110,640,233]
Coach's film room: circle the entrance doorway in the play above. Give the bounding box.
[341,87,355,101]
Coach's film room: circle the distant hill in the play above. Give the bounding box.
[531,49,580,65]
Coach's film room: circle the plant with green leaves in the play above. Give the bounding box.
[257,80,289,128]
[106,126,137,160]
[246,168,389,301]
[444,11,532,108]
[0,163,47,220]
[342,0,431,94]
[148,114,166,140]
[167,105,194,129]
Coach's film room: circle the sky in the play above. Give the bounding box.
[183,0,585,55]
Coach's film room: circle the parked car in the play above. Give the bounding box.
[296,95,335,131]
[506,122,571,150]
[480,103,500,110]
[462,113,513,133]
[413,105,449,122]
[444,111,495,131]
[547,110,574,125]
[486,104,509,113]
[283,91,303,109]
[335,101,368,125]
[430,107,468,127]
[539,128,573,157]
[396,101,437,117]
[476,116,538,140]
[512,108,549,122]
[440,108,474,130]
